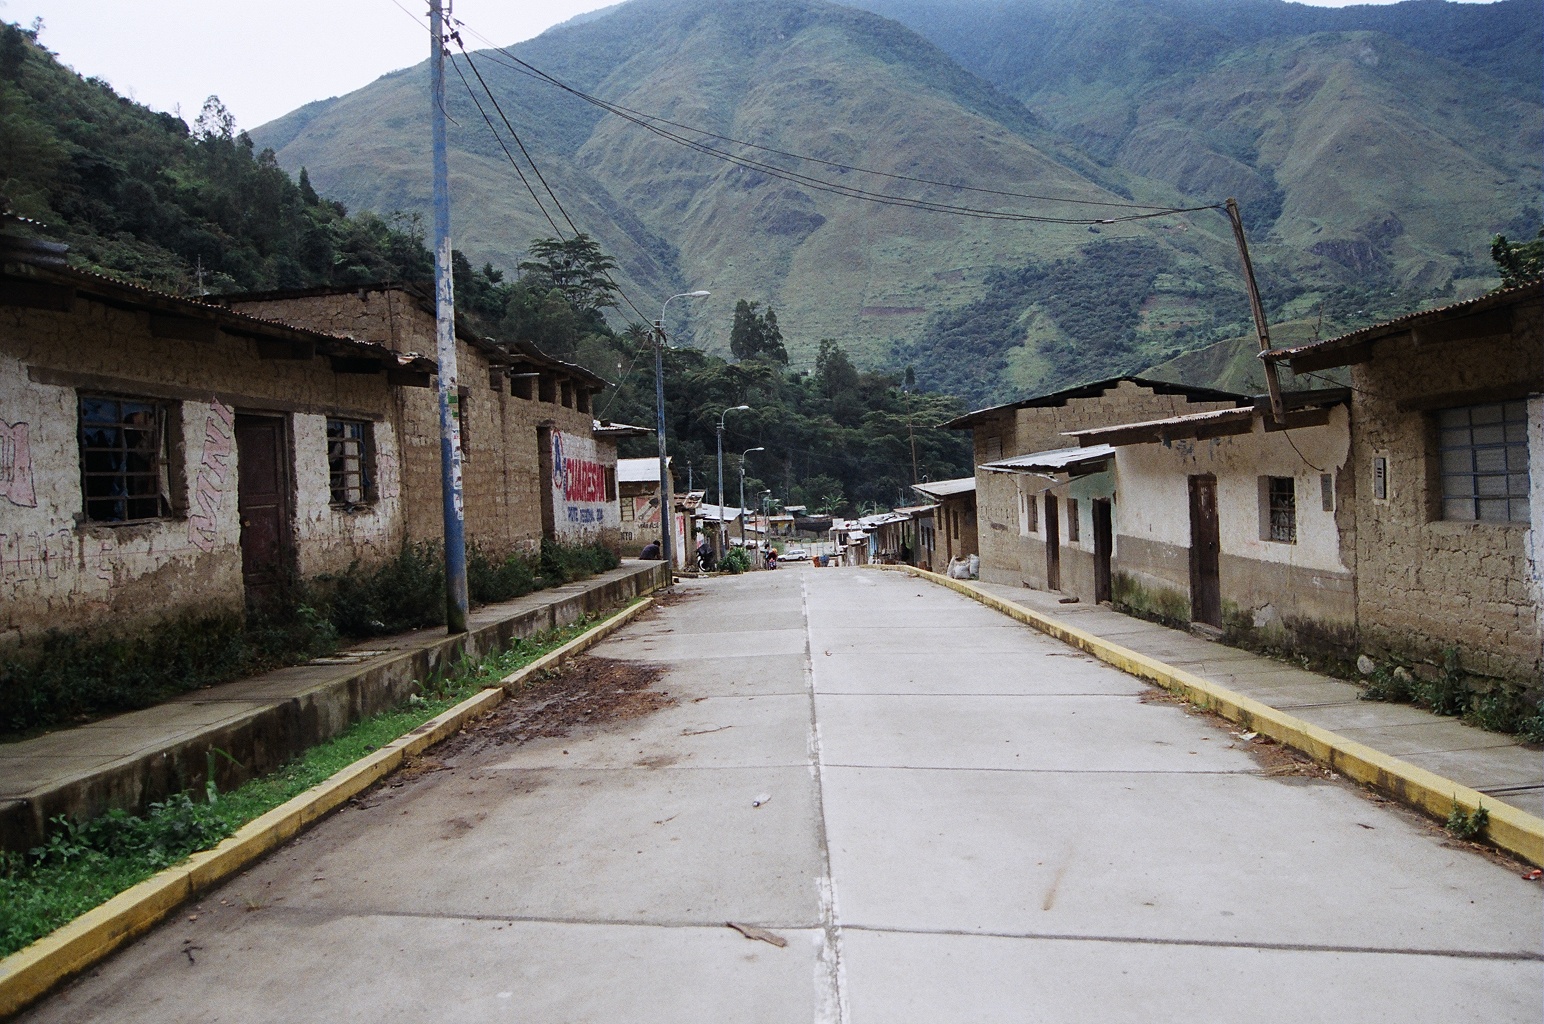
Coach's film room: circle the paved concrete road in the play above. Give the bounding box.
[26,569,1543,1022]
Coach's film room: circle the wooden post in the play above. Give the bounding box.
[1225,198,1285,421]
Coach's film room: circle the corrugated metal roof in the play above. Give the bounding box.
[1,259,438,376]
[912,477,976,498]
[941,375,1251,430]
[1067,407,1255,446]
[694,503,745,523]
[1264,281,1541,370]
[981,444,1115,473]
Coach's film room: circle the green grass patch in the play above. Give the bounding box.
[0,607,628,959]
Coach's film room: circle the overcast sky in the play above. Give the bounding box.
[2,0,1505,131]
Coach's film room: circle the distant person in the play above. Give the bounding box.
[640,539,662,560]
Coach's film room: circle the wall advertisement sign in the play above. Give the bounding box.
[550,429,609,539]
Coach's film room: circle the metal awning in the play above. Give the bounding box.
[981,444,1115,474]
[912,477,976,499]
[1066,407,1257,447]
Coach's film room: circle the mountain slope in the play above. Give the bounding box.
[251,0,1535,403]
[253,0,1245,388]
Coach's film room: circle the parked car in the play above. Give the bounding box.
[781,546,811,561]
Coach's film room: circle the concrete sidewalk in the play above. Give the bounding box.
[970,580,1544,817]
[0,561,667,851]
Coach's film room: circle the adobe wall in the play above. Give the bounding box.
[1350,300,1543,685]
[232,291,609,558]
[972,381,1241,593]
[233,289,435,356]
[1111,410,1355,653]
[0,300,403,644]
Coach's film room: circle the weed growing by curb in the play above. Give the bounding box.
[1445,801,1490,842]
[0,609,626,960]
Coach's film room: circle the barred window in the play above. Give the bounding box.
[327,419,375,506]
[79,395,173,522]
[1438,402,1530,523]
[1266,476,1296,543]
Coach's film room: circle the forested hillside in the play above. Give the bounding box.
[0,21,428,294]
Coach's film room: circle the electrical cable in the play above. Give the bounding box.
[448,57,565,237]
[453,21,1191,213]
[449,24,1217,225]
[448,38,659,327]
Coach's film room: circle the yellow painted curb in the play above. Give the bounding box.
[877,564,1544,868]
[0,597,655,1019]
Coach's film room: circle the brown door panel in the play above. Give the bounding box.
[1188,474,1222,627]
[235,415,293,599]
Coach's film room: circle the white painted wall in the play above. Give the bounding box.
[290,413,403,576]
[1112,407,1351,573]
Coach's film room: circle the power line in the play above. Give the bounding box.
[453,21,1192,214]
[391,1,658,326]
[447,38,660,327]
[458,45,582,237]
[462,38,1217,226]
[448,57,564,237]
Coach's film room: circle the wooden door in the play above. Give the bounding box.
[1188,474,1222,627]
[1044,494,1061,591]
[235,415,293,601]
[1092,498,1113,604]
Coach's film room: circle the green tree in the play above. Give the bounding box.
[729,299,789,364]
[518,233,619,313]
[1491,229,1544,289]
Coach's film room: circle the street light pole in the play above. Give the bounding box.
[716,404,749,560]
[654,290,710,569]
[739,446,764,551]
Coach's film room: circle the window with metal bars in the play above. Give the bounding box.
[1266,476,1296,543]
[1438,401,1530,523]
[79,395,173,523]
[327,418,375,506]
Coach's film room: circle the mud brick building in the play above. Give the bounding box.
[944,378,1249,595]
[0,261,436,643]
[1266,283,1543,688]
[911,477,978,570]
[1066,393,1355,657]
[223,284,620,557]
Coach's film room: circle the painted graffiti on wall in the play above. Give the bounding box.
[632,494,661,528]
[0,419,37,507]
[187,401,235,553]
[549,429,609,538]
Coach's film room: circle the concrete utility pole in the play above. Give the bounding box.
[430,0,469,633]
[655,291,710,569]
[1225,197,1286,422]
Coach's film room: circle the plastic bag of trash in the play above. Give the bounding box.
[947,557,972,580]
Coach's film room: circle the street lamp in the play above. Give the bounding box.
[716,404,750,559]
[738,446,765,549]
[654,290,710,569]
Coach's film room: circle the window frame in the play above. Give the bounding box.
[78,393,177,524]
[1261,475,1297,544]
[326,417,377,508]
[1067,497,1080,543]
[1436,401,1530,524]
